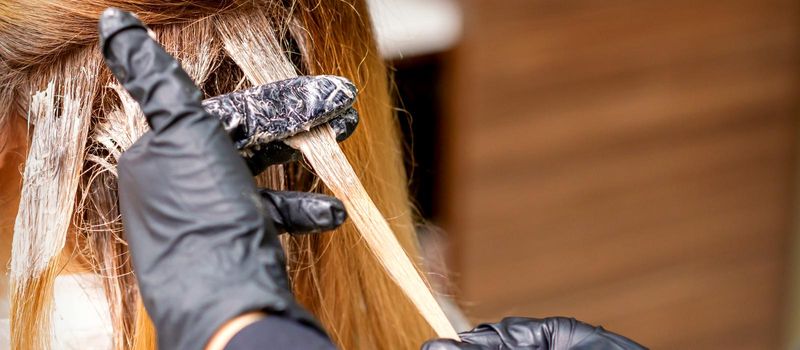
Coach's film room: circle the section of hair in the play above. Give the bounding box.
[10,49,100,349]
[286,125,458,339]
[288,1,447,346]
[217,5,448,347]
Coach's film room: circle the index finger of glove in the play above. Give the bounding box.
[203,75,358,153]
[99,7,208,133]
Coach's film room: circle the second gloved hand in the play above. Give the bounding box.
[422,317,647,350]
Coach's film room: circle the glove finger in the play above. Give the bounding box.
[258,189,347,234]
[457,326,506,348]
[328,107,359,142]
[241,107,359,174]
[471,317,548,348]
[204,75,357,150]
[243,142,299,175]
[99,8,205,133]
[420,339,484,350]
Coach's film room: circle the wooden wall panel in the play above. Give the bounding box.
[441,1,800,348]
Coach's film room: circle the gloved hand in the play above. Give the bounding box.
[422,317,647,350]
[98,8,349,350]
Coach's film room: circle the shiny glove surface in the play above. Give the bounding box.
[99,8,342,350]
[204,77,359,174]
[422,317,647,350]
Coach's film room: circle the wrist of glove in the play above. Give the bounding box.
[423,317,647,350]
[99,8,352,350]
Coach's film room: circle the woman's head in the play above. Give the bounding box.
[2,1,434,349]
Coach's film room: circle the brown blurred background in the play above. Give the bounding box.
[372,0,800,349]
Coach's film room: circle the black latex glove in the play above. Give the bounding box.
[203,76,359,174]
[259,189,346,234]
[422,317,647,350]
[99,8,343,350]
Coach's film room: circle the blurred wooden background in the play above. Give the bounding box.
[440,0,800,349]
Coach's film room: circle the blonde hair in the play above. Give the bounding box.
[1,1,444,348]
